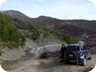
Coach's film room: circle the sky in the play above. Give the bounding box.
[0,0,96,20]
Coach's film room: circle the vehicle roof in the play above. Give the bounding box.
[67,43,85,46]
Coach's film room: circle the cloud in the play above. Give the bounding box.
[0,0,7,7]
[89,0,96,6]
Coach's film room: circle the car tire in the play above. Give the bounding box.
[82,58,86,66]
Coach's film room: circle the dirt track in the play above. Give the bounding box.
[1,54,95,72]
[0,44,96,72]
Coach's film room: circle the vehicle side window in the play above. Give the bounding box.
[82,45,87,50]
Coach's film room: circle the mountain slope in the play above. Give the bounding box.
[2,10,96,32]
[1,10,96,47]
[0,11,78,44]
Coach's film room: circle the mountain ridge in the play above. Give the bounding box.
[1,10,96,33]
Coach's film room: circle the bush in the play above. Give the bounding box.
[0,13,26,48]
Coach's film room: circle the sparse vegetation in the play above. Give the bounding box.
[0,13,79,48]
[0,13,26,48]
[26,24,79,43]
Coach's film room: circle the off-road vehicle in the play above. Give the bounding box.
[63,43,91,66]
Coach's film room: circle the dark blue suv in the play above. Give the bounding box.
[64,43,91,66]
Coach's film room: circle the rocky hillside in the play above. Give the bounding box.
[2,10,96,31]
[0,12,78,47]
[0,11,81,58]
[1,10,96,47]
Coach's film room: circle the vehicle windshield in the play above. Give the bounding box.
[67,46,80,51]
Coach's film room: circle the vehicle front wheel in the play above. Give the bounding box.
[82,58,86,66]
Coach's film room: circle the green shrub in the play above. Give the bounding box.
[0,13,26,48]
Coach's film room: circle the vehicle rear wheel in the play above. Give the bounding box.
[82,58,86,66]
